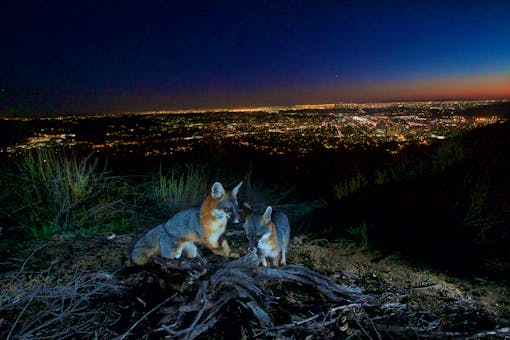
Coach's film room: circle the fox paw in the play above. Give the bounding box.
[229,252,240,259]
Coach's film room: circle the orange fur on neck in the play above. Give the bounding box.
[200,193,227,247]
[267,220,279,253]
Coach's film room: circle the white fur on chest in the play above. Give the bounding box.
[258,232,277,257]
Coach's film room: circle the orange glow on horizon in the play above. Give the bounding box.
[186,73,510,111]
[335,73,510,102]
[19,73,504,114]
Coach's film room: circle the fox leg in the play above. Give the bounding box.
[280,239,288,266]
[272,254,280,267]
[280,250,287,266]
[173,231,201,259]
[260,257,268,267]
[180,241,198,258]
[160,233,180,259]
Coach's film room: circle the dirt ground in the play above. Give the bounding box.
[289,236,510,316]
[1,232,509,338]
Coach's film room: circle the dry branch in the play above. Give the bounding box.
[136,250,510,339]
[151,251,369,339]
[1,271,123,339]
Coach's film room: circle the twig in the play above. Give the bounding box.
[6,294,35,340]
[9,242,48,283]
[2,271,123,339]
[353,312,374,340]
[164,285,209,337]
[412,283,441,291]
[365,314,383,340]
[116,294,176,340]
[467,327,510,339]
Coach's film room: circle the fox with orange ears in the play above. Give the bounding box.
[131,181,243,265]
[243,206,290,267]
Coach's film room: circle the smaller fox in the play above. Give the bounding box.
[243,206,290,267]
[131,181,243,265]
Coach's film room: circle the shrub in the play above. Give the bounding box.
[431,139,465,173]
[463,171,499,240]
[333,172,368,200]
[338,138,463,198]
[146,164,209,214]
[347,221,371,250]
[4,148,134,239]
[374,168,392,186]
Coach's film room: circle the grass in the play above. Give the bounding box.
[373,168,392,186]
[373,154,419,186]
[146,164,209,214]
[432,139,465,173]
[347,221,371,250]
[463,171,500,240]
[243,165,295,207]
[1,150,290,241]
[3,148,136,240]
[334,138,467,200]
[0,133,490,252]
[333,171,369,200]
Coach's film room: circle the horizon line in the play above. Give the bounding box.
[1,98,508,119]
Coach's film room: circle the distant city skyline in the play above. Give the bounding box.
[1,1,509,114]
[4,101,505,156]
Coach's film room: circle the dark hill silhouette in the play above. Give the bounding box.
[305,120,510,280]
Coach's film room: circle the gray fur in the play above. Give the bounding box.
[131,208,202,265]
[131,181,243,265]
[243,206,290,266]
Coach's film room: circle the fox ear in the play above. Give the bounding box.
[211,182,225,199]
[263,206,272,224]
[232,181,243,197]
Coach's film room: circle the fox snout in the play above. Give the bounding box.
[246,231,263,250]
[224,207,241,224]
[231,212,240,224]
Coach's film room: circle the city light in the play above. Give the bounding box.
[1,101,507,157]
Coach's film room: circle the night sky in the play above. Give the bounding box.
[1,0,509,114]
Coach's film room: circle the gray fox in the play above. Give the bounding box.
[243,206,290,266]
[131,181,243,265]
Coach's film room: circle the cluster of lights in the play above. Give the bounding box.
[0,101,507,158]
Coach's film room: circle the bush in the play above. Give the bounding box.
[335,138,465,200]
[463,171,499,240]
[347,221,371,250]
[431,139,465,173]
[146,164,209,214]
[4,148,135,239]
[333,172,368,200]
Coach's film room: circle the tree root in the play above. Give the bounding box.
[153,251,365,338]
[140,251,510,339]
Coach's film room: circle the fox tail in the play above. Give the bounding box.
[130,227,161,265]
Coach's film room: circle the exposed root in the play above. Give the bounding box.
[2,236,509,339]
[123,250,509,339]
[150,251,368,338]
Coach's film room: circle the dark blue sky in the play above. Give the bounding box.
[1,0,509,114]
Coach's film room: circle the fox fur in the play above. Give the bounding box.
[243,206,290,266]
[131,181,243,265]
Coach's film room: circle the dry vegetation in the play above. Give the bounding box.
[1,232,509,339]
